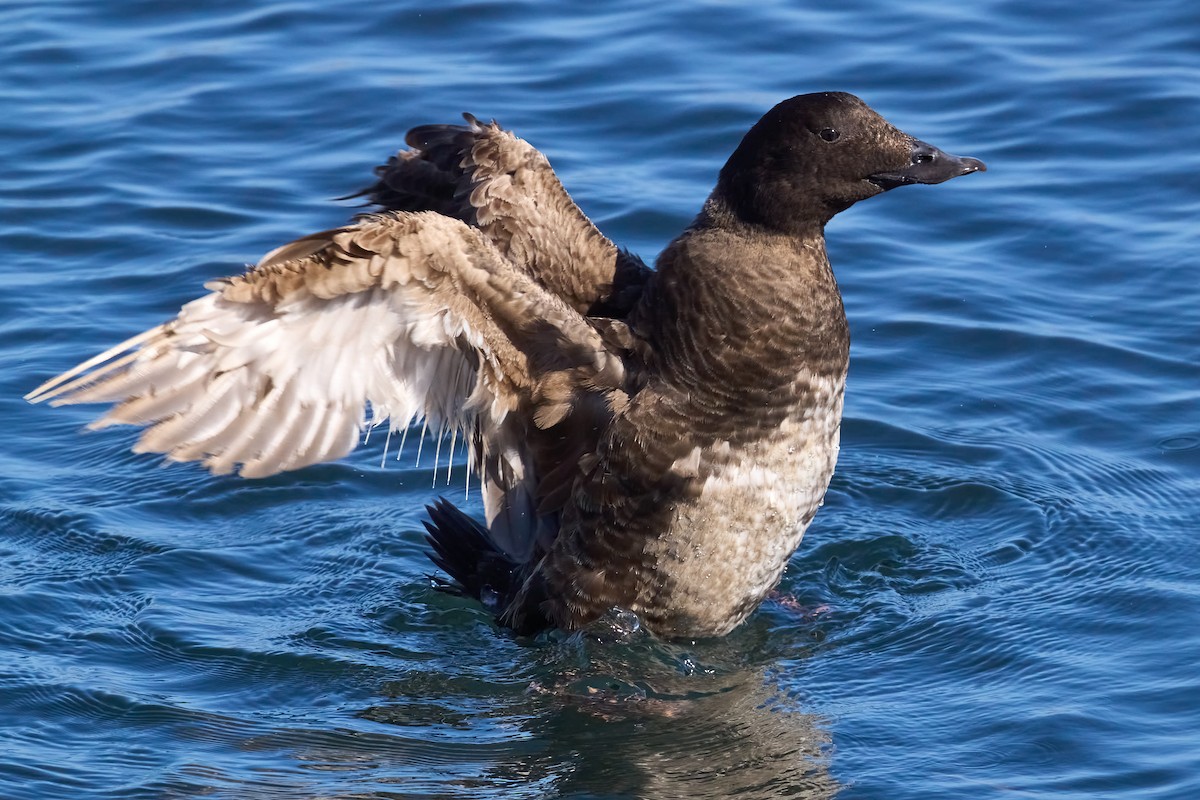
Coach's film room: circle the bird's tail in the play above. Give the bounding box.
[423,498,521,613]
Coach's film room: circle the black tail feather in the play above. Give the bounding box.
[423,498,519,612]
[423,498,552,634]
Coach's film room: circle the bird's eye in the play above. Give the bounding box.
[818,128,840,142]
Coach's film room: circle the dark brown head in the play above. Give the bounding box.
[715,92,985,232]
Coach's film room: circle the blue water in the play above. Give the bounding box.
[3,0,1198,797]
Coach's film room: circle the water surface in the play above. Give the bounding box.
[2,1,1198,798]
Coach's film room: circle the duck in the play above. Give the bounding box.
[25,92,984,639]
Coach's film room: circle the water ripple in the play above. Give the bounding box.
[3,0,1200,798]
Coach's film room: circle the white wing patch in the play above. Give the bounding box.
[25,211,608,482]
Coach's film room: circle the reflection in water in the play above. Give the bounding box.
[362,612,838,799]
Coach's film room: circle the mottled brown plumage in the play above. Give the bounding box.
[26,92,984,639]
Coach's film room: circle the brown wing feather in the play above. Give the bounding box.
[25,212,626,514]
[357,114,651,316]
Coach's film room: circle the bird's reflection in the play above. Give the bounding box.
[362,609,839,799]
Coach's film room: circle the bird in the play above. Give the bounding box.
[25,92,985,639]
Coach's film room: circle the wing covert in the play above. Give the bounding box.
[26,211,621,483]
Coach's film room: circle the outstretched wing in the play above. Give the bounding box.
[359,114,651,317]
[25,212,624,494]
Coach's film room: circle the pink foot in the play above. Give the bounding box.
[768,591,831,622]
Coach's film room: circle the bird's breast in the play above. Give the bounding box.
[547,369,846,638]
[637,373,845,636]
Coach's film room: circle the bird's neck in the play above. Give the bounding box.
[634,203,849,408]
